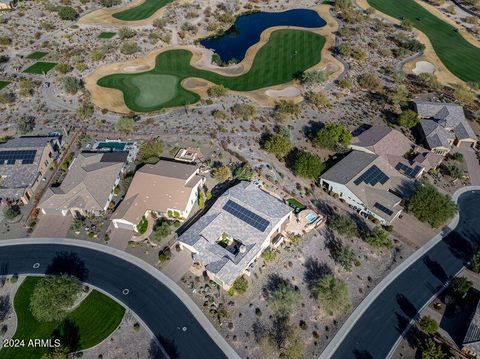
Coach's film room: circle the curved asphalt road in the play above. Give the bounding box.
[330,190,480,359]
[0,243,234,359]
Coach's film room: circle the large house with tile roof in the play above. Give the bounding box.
[0,135,62,204]
[38,151,128,217]
[178,181,293,290]
[415,101,477,155]
[320,150,415,224]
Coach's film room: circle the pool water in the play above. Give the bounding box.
[306,213,318,223]
[97,142,126,151]
[200,9,326,64]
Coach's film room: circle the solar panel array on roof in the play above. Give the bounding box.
[373,202,394,216]
[353,165,389,186]
[223,200,270,232]
[0,150,37,165]
[395,162,422,178]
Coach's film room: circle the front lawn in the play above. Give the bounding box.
[26,51,49,60]
[0,80,10,90]
[98,29,326,112]
[0,277,125,359]
[23,62,58,75]
[368,0,480,83]
[98,32,116,39]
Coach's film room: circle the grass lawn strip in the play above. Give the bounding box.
[26,51,49,60]
[98,30,325,112]
[287,198,306,212]
[368,0,480,83]
[23,62,58,75]
[112,0,173,21]
[0,80,10,90]
[98,32,116,39]
[0,277,125,359]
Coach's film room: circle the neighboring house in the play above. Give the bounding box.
[112,160,204,232]
[174,147,202,163]
[415,101,478,155]
[178,181,293,290]
[462,299,480,357]
[320,150,415,224]
[0,0,14,10]
[38,151,128,217]
[0,135,62,204]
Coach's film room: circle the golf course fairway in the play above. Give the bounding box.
[112,0,173,21]
[97,30,326,112]
[368,0,480,83]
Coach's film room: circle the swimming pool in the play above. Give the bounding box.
[200,9,326,64]
[96,142,126,151]
[306,213,318,223]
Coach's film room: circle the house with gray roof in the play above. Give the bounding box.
[38,151,128,217]
[178,181,293,290]
[463,299,480,356]
[0,135,62,204]
[320,150,415,224]
[415,101,478,155]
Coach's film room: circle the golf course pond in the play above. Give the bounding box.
[200,9,326,64]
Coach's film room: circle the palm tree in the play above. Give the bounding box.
[313,274,350,315]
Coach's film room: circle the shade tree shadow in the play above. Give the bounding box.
[46,252,89,281]
[396,293,418,320]
[0,295,10,322]
[157,335,179,359]
[303,257,332,291]
[52,318,80,352]
[423,256,449,285]
[353,348,374,359]
[148,338,167,359]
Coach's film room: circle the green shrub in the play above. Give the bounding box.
[57,6,78,20]
[136,216,148,234]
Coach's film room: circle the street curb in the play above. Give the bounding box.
[320,186,480,359]
[0,238,241,359]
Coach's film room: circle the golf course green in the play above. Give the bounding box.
[368,0,480,83]
[98,29,326,112]
[112,0,173,21]
[0,277,125,359]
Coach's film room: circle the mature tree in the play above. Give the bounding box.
[57,6,78,20]
[266,280,299,316]
[363,227,394,249]
[389,85,410,106]
[443,164,464,179]
[471,250,480,273]
[3,205,20,220]
[313,274,350,315]
[314,123,352,150]
[231,103,256,120]
[116,117,135,134]
[301,70,327,84]
[233,162,253,181]
[357,73,383,92]
[306,91,331,109]
[262,134,292,159]
[397,110,419,128]
[329,214,358,238]
[290,150,324,179]
[212,165,231,182]
[76,100,94,120]
[276,100,301,116]
[62,77,82,95]
[408,183,457,228]
[207,84,228,97]
[334,245,356,272]
[17,116,35,134]
[421,339,445,359]
[30,275,82,322]
[139,139,163,162]
[153,221,171,240]
[419,316,438,334]
[450,277,472,298]
[231,276,248,294]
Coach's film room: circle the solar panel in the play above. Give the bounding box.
[0,150,37,165]
[374,202,394,216]
[395,162,422,178]
[223,200,270,232]
[353,165,389,186]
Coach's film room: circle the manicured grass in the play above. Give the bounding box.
[26,51,49,60]
[368,0,480,83]
[0,277,125,359]
[112,0,174,21]
[98,29,326,112]
[287,198,306,212]
[22,62,58,75]
[0,80,10,90]
[98,31,116,39]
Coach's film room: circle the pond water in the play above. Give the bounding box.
[200,9,326,64]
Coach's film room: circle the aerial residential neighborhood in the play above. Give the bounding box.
[0,0,480,358]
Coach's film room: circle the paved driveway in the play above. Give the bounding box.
[455,145,480,186]
[31,214,72,238]
[161,249,193,283]
[393,212,439,249]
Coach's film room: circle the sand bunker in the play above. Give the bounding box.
[412,61,436,75]
[123,65,150,72]
[265,86,301,98]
